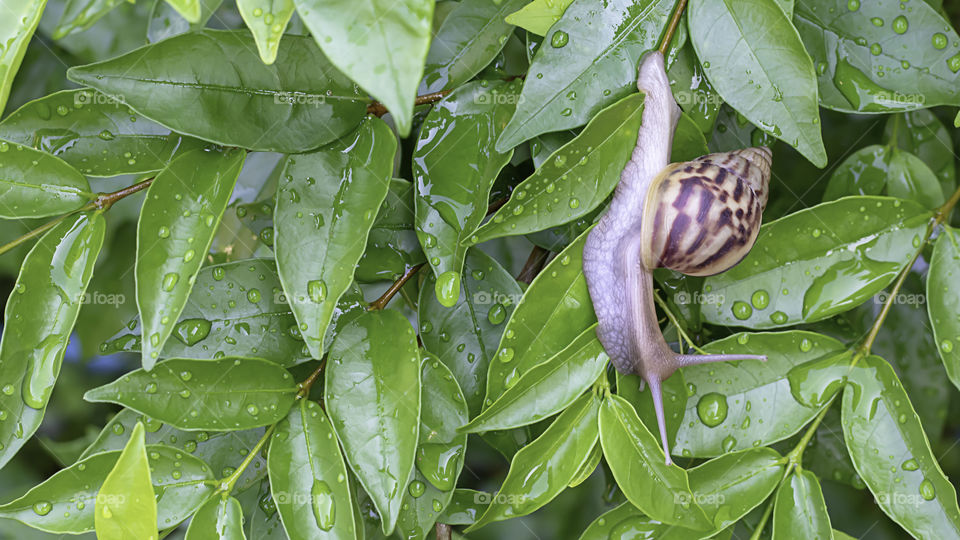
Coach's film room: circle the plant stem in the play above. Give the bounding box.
[658,0,688,55]
[367,90,452,117]
[220,424,275,494]
[435,523,452,540]
[748,497,776,540]
[369,263,424,311]
[653,290,706,354]
[298,357,327,398]
[517,245,550,284]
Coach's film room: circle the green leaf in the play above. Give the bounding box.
[325,309,421,535]
[237,0,295,64]
[468,392,600,529]
[470,93,645,243]
[105,259,316,366]
[487,228,595,404]
[418,248,521,416]
[53,0,126,38]
[464,324,607,433]
[185,495,246,539]
[437,490,487,526]
[824,143,946,207]
[688,0,826,166]
[0,141,92,218]
[495,0,675,151]
[138,147,245,369]
[689,448,784,530]
[84,357,299,431]
[147,0,223,43]
[0,212,104,469]
[268,399,356,539]
[95,422,157,540]
[577,502,722,540]
[617,370,687,453]
[668,44,723,134]
[241,479,286,539]
[504,0,573,36]
[599,394,711,530]
[293,0,434,135]
[420,0,528,93]
[802,406,862,490]
[671,113,711,162]
[396,356,469,540]
[0,89,186,177]
[0,0,45,114]
[796,0,960,113]
[0,445,215,534]
[772,469,832,540]
[842,355,960,538]
[884,110,956,197]
[700,197,931,328]
[886,149,945,207]
[163,0,201,22]
[928,226,960,392]
[675,332,846,457]
[413,80,520,305]
[276,117,395,359]
[66,30,368,153]
[356,179,425,283]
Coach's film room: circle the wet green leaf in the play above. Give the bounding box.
[464,324,607,432]
[293,0,434,135]
[796,0,960,113]
[671,113,711,162]
[84,357,299,431]
[419,249,521,416]
[185,495,246,540]
[95,422,156,540]
[237,0,295,64]
[772,469,832,540]
[325,309,420,535]
[146,0,222,43]
[599,394,712,530]
[929,226,960,393]
[701,197,931,328]
[824,142,947,208]
[886,149,945,207]
[0,141,92,218]
[137,147,245,369]
[689,448,784,530]
[842,355,960,537]
[396,357,468,540]
[420,0,527,93]
[413,80,520,305]
[668,44,723,134]
[0,0,45,114]
[675,331,846,457]
[268,399,356,539]
[470,93,644,243]
[0,444,214,534]
[437,490,487,526]
[469,392,600,529]
[0,213,104,469]
[495,0,674,151]
[241,479,286,539]
[163,0,201,22]
[275,117,395,359]
[53,0,126,38]
[689,0,826,166]
[356,179,425,283]
[67,30,368,152]
[802,406,863,490]
[884,110,956,197]
[504,0,573,36]
[487,228,595,404]
[617,370,687,453]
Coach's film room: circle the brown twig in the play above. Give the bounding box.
[517,245,551,284]
[298,357,327,397]
[486,196,509,215]
[435,523,452,540]
[369,263,424,311]
[658,0,688,55]
[367,90,453,117]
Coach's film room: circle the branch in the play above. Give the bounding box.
[516,245,550,284]
[368,91,452,117]
[658,0,688,55]
[369,263,424,311]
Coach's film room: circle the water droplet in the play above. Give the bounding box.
[212,267,225,281]
[750,290,769,310]
[902,459,919,471]
[98,130,114,141]
[157,226,170,239]
[870,43,882,56]
[145,382,158,394]
[435,271,461,307]
[173,318,212,346]
[246,404,259,416]
[162,273,179,292]
[731,301,753,320]
[247,289,261,303]
[947,53,960,73]
[408,480,425,498]
[722,435,737,452]
[550,30,568,48]
[769,311,788,324]
[696,393,728,427]
[919,479,936,500]
[417,443,463,491]
[568,198,580,209]
[941,339,954,353]
[892,15,908,34]
[871,17,883,26]
[847,0,859,10]
[307,280,327,303]
[32,501,52,516]
[560,107,572,117]
[180,371,193,382]
[498,348,515,363]
[311,479,336,530]
[933,33,948,49]
[487,303,506,325]
[799,338,813,352]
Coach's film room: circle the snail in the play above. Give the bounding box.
[583,51,771,465]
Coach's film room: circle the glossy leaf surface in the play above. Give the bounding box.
[928,226,960,392]
[772,469,832,540]
[95,422,157,540]
[185,495,246,540]
[0,141,91,218]
[504,0,574,36]
[0,0,45,114]
[237,0,295,64]
[689,448,784,530]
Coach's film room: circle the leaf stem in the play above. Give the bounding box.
[748,496,776,540]
[658,0,688,55]
[369,263,424,311]
[298,357,327,398]
[219,424,275,495]
[367,90,452,117]
[653,290,706,354]
[517,245,551,284]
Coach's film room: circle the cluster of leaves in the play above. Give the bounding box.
[1,0,960,539]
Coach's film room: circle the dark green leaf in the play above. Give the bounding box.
[0,141,92,218]
[95,422,156,539]
[772,469,832,540]
[138,147,245,369]
[356,179,425,283]
[884,110,955,197]
[617,370,687,453]
[185,495,246,540]
[437,490,487,526]
[668,44,723,134]
[276,117,395,359]
[67,30,368,153]
[689,448,784,530]
[929,226,960,392]
[54,0,127,38]
[84,357,299,431]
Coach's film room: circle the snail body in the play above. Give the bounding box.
[582,51,770,465]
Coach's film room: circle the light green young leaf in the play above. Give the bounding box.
[275,117,395,360]
[463,324,607,433]
[95,423,157,540]
[504,0,574,36]
[237,0,295,64]
[470,93,645,243]
[689,0,826,166]
[0,0,45,115]
[0,142,92,218]
[84,357,299,431]
[701,197,931,328]
[67,30,368,153]
[772,469,833,540]
[413,80,520,306]
[268,399,356,539]
[293,0,434,135]
[185,496,246,539]
[0,213,104,469]
[163,0,201,22]
[842,355,960,538]
[325,310,421,535]
[928,226,960,392]
[53,0,126,38]
[468,392,600,530]
[495,0,675,152]
[137,147,245,369]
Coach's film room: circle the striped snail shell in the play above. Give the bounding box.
[640,147,772,276]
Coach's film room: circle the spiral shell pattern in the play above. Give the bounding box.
[640,147,772,276]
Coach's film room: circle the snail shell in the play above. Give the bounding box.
[640,148,771,276]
